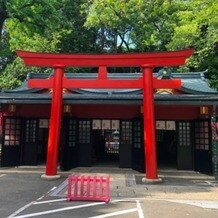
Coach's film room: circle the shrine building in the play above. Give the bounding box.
[0,50,217,180]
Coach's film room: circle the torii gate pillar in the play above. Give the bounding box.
[142,67,161,182]
[42,65,65,179]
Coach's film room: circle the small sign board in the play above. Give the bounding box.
[111,120,119,130]
[166,121,176,130]
[156,121,166,130]
[92,119,101,129]
[102,120,111,130]
[39,119,49,128]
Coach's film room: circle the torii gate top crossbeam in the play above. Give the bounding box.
[17,49,194,67]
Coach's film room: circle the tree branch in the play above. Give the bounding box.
[0,1,9,42]
[17,0,39,11]
[117,31,130,52]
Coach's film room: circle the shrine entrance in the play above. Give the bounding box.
[91,119,133,169]
[17,49,193,180]
[157,130,177,168]
[1,117,22,167]
[22,118,49,166]
[60,118,135,170]
[92,129,119,167]
[37,127,49,164]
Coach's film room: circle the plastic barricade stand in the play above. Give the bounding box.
[66,175,110,203]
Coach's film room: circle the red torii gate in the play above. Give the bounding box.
[17,49,193,181]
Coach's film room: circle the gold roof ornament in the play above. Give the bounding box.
[8,104,16,112]
[155,89,174,95]
[48,88,67,94]
[200,106,209,115]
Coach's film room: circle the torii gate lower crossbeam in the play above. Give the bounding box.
[17,49,193,181]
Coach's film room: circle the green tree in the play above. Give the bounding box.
[0,0,99,89]
[1,0,217,89]
[84,0,218,87]
[0,0,62,45]
[167,0,218,87]
[83,0,181,52]
[0,0,66,89]
[58,0,98,54]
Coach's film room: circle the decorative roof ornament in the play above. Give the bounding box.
[155,68,174,94]
[155,88,174,95]
[157,68,172,79]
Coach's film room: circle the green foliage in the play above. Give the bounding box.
[0,0,217,89]
[0,0,101,89]
[0,0,67,88]
[83,0,218,88]
[0,57,43,89]
[83,0,181,52]
[5,0,61,33]
[0,58,23,89]
[3,0,68,52]
[167,0,218,86]
[58,0,98,53]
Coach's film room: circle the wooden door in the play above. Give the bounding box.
[104,130,119,162]
[119,120,132,168]
[1,117,22,167]
[132,119,144,172]
[194,120,212,173]
[60,118,78,170]
[23,118,39,165]
[177,121,193,170]
[78,120,92,167]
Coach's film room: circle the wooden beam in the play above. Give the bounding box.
[17,49,194,67]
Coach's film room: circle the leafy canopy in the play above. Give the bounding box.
[0,0,217,89]
[83,0,218,86]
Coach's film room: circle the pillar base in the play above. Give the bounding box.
[41,174,61,180]
[142,177,163,184]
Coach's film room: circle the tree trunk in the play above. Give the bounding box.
[0,7,9,42]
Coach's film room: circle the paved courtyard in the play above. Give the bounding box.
[0,167,218,218]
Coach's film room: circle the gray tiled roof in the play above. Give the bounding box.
[3,71,217,95]
[69,72,217,94]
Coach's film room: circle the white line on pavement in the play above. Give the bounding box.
[0,174,6,178]
[136,200,144,218]
[36,186,57,201]
[12,201,110,218]
[33,198,66,205]
[111,197,145,202]
[50,180,67,196]
[205,181,215,187]
[49,186,57,192]
[10,198,145,218]
[89,208,138,218]
[7,186,57,218]
[33,196,145,205]
[6,201,36,218]
[165,199,218,209]
[36,195,44,201]
[151,199,218,210]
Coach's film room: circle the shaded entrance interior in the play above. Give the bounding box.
[37,128,48,164]
[157,130,177,168]
[92,129,119,167]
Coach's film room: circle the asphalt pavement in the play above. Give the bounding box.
[0,166,218,218]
